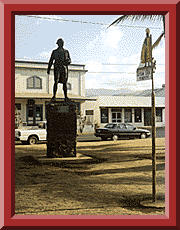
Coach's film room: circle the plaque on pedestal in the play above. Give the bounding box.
[46,100,77,158]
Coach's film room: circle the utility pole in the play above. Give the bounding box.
[137,29,158,205]
[150,34,156,202]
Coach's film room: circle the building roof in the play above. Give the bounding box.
[97,96,165,107]
[86,85,165,97]
[15,60,88,72]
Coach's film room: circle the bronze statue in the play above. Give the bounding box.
[47,38,71,101]
[141,28,152,66]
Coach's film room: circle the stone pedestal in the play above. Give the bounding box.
[46,100,77,158]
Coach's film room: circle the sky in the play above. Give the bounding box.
[15,15,165,91]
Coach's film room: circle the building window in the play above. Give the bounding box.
[124,108,132,123]
[144,108,151,126]
[15,103,21,110]
[101,108,109,123]
[15,104,22,128]
[75,103,81,115]
[85,110,94,116]
[85,110,94,125]
[135,108,142,122]
[27,76,42,89]
[156,108,162,122]
[67,82,72,90]
[111,108,122,123]
[26,104,43,125]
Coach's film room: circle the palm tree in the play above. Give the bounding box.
[109,15,165,49]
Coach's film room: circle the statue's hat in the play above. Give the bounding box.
[56,38,64,45]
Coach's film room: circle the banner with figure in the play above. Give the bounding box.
[141,28,152,64]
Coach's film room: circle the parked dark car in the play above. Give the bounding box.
[94,123,151,141]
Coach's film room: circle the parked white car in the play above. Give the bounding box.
[15,121,47,145]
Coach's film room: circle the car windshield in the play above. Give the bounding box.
[118,124,126,129]
[104,124,117,129]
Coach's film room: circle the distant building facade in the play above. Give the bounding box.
[15,60,87,127]
[81,96,165,128]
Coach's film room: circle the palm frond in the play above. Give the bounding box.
[163,15,165,36]
[109,15,163,27]
[108,15,129,27]
[108,14,166,49]
[152,32,165,49]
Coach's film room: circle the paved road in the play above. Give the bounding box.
[15,127,165,145]
[78,127,165,142]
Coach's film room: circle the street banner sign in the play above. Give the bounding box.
[136,66,152,81]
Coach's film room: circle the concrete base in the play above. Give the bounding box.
[140,200,165,208]
[37,153,93,166]
[46,100,77,158]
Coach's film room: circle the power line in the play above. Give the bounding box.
[87,71,164,74]
[101,63,165,66]
[88,72,135,74]
[16,15,162,30]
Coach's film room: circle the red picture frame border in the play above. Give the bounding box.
[1,0,178,229]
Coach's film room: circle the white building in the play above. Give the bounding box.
[15,60,87,127]
[81,95,165,128]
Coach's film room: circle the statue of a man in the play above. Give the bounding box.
[47,38,71,101]
[141,28,152,66]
